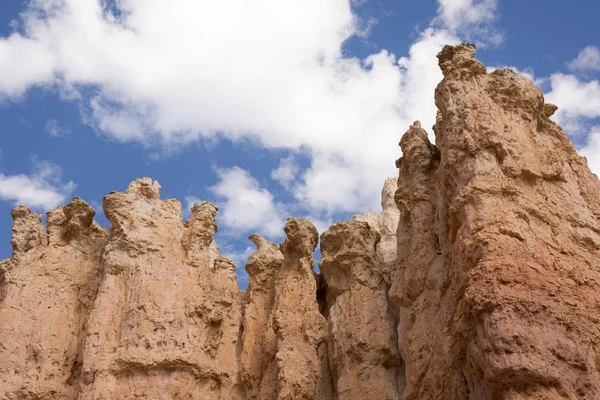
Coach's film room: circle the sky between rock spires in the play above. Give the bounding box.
[0,0,599,288]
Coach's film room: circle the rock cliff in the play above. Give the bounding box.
[2,44,600,399]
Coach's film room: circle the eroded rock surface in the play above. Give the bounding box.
[320,220,401,400]
[79,178,243,400]
[241,218,326,400]
[1,43,600,400]
[0,200,107,400]
[353,177,400,265]
[390,44,600,399]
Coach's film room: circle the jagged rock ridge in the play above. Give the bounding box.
[1,44,600,399]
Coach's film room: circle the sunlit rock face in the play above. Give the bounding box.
[390,44,600,399]
[2,44,600,400]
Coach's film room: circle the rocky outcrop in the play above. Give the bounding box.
[78,178,243,400]
[0,200,107,400]
[320,220,401,399]
[240,218,326,400]
[240,233,283,399]
[353,177,400,265]
[390,44,600,399]
[2,43,600,400]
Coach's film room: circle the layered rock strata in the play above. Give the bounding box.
[1,43,600,400]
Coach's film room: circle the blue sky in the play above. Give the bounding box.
[1,0,599,288]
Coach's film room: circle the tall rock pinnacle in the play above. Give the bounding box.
[391,43,600,399]
[1,44,600,399]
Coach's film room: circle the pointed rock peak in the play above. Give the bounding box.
[400,121,432,149]
[352,210,379,231]
[281,217,318,259]
[245,233,283,284]
[10,205,47,254]
[125,177,162,199]
[320,220,381,299]
[397,122,439,172]
[437,43,486,77]
[321,220,380,259]
[46,197,105,243]
[184,201,219,242]
[190,201,218,217]
[381,177,399,211]
[10,204,36,220]
[249,233,279,252]
[63,198,96,238]
[182,201,219,266]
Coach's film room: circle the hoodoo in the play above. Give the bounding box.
[1,44,600,399]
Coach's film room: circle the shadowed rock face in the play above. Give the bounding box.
[319,220,401,400]
[2,44,600,400]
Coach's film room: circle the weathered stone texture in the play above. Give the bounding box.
[2,43,600,400]
[391,43,600,399]
[240,218,326,400]
[353,177,400,265]
[320,220,401,400]
[78,178,243,400]
[0,200,107,400]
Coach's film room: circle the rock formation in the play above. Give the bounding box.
[2,43,600,400]
[241,219,327,400]
[390,44,600,399]
[78,179,243,400]
[319,220,401,399]
[0,200,107,399]
[353,177,400,265]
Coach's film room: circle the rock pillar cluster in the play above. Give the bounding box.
[2,44,600,399]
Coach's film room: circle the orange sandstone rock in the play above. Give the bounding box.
[1,43,599,400]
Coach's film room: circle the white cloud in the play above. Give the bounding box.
[271,155,299,189]
[578,126,600,177]
[0,33,56,99]
[433,0,502,47]
[0,159,75,210]
[210,167,286,238]
[44,118,71,137]
[568,46,600,73]
[544,73,600,134]
[0,0,471,217]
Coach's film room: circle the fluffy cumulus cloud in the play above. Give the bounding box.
[433,0,502,47]
[271,156,299,190]
[209,167,287,238]
[0,159,75,210]
[543,47,600,177]
[0,0,474,220]
[568,46,600,73]
[545,74,600,135]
